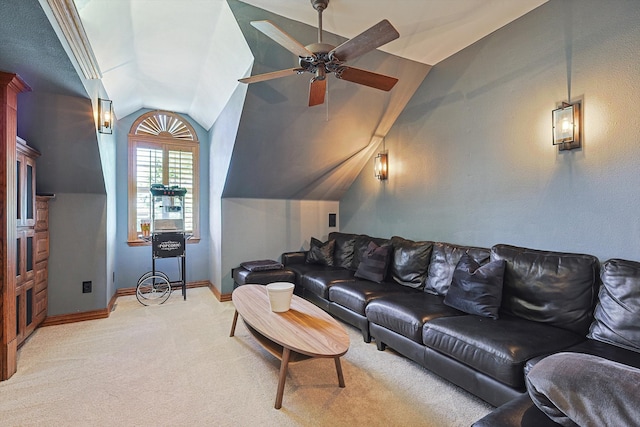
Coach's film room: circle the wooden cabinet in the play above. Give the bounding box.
[34,197,51,327]
[1,71,31,381]
[15,138,50,347]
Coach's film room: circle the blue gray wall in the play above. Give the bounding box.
[341,0,640,263]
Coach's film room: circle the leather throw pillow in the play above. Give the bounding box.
[588,258,640,352]
[444,254,505,319]
[354,241,392,283]
[305,237,335,266]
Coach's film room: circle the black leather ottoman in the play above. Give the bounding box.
[232,262,296,289]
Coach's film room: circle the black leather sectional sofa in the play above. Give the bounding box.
[276,231,640,426]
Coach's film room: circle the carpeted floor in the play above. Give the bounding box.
[0,287,492,426]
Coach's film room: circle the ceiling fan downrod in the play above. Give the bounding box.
[311,0,329,43]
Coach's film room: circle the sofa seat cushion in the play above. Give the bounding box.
[329,280,415,316]
[365,293,464,343]
[299,268,356,299]
[524,338,640,377]
[285,262,330,281]
[422,315,585,388]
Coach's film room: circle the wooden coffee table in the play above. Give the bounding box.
[230,284,350,409]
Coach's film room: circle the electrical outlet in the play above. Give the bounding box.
[82,281,92,293]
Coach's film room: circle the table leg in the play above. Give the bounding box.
[229,310,239,337]
[334,357,345,387]
[181,256,186,300]
[275,348,291,409]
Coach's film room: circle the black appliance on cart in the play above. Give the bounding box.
[136,184,188,305]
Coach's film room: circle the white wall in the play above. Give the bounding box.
[208,82,248,294]
[220,198,339,294]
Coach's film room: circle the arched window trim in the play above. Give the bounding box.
[127,110,200,245]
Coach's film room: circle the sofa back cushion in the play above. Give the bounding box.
[491,244,599,335]
[388,236,433,288]
[328,232,357,269]
[588,259,640,352]
[425,242,490,295]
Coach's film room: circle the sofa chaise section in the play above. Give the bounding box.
[475,257,640,425]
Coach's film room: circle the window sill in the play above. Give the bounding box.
[127,237,200,247]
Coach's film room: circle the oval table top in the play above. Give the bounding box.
[232,284,350,358]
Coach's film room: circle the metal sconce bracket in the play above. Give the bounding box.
[552,101,581,151]
[374,152,388,180]
[98,98,113,134]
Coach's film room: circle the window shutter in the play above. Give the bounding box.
[168,149,194,232]
[135,147,163,231]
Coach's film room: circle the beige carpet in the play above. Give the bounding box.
[0,287,492,426]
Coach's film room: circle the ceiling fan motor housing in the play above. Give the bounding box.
[311,0,329,12]
[300,42,341,77]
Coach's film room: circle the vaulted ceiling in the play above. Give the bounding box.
[73,0,548,130]
[1,0,549,199]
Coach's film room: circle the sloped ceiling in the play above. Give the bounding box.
[72,0,548,131]
[223,0,431,200]
[240,0,549,65]
[2,0,550,200]
[0,0,105,195]
[73,0,253,130]
[220,0,547,200]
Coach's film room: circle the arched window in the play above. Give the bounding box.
[127,110,200,244]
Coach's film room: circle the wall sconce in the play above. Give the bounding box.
[98,98,113,134]
[374,152,388,180]
[552,101,580,151]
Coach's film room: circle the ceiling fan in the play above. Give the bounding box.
[238,0,400,107]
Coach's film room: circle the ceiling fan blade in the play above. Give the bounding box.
[239,68,304,84]
[330,19,400,62]
[251,21,315,58]
[336,66,398,91]
[308,78,327,107]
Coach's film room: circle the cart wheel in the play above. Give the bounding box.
[137,270,170,287]
[136,275,171,306]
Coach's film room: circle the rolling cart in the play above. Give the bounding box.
[136,184,188,306]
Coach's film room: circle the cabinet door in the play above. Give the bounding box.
[35,231,49,263]
[36,197,49,231]
[16,152,37,228]
[16,228,36,288]
[15,280,36,346]
[34,261,48,327]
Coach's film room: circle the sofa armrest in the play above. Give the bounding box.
[282,251,307,266]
